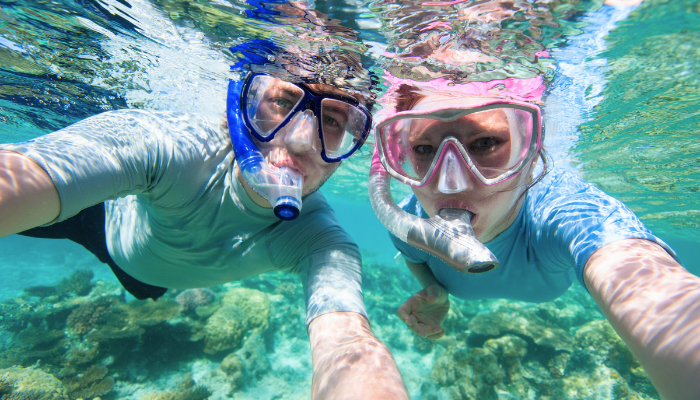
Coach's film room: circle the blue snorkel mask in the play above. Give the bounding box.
[227,41,372,220]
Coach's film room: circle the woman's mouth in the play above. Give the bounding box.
[435,198,473,213]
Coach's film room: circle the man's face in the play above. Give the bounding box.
[250,79,367,199]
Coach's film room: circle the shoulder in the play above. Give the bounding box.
[528,169,601,201]
[525,168,623,220]
[269,191,361,267]
[293,191,348,235]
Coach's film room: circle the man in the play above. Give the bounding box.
[0,19,408,400]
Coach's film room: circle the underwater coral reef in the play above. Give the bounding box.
[0,258,660,400]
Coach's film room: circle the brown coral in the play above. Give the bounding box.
[468,307,575,352]
[176,289,216,313]
[60,365,114,399]
[201,288,271,354]
[56,270,94,297]
[119,298,181,326]
[141,374,211,400]
[0,367,69,400]
[66,296,118,335]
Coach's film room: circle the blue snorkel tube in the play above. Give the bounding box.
[227,41,303,221]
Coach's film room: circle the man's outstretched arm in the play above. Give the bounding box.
[0,151,59,237]
[308,311,409,400]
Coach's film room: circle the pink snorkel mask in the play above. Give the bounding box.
[369,75,545,274]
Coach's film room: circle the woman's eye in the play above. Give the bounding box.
[469,137,500,154]
[413,145,436,157]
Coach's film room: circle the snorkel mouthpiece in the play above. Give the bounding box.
[273,166,303,220]
[370,148,499,273]
[407,208,498,273]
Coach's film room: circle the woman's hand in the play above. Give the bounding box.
[397,284,450,340]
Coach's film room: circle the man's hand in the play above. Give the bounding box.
[308,311,408,400]
[397,284,450,340]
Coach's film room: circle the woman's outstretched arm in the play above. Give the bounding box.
[0,151,59,237]
[585,238,700,400]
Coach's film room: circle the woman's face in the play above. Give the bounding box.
[406,108,536,243]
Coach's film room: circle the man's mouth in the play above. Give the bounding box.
[271,159,305,177]
[265,149,306,176]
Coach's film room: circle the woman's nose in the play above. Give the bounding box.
[282,110,319,154]
[435,145,472,194]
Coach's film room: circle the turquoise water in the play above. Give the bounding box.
[1,0,699,399]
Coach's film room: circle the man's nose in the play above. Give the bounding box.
[435,144,471,194]
[282,110,319,154]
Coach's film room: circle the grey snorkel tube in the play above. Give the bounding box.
[369,147,499,273]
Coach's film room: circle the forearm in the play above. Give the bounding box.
[0,151,59,237]
[308,311,408,400]
[584,239,700,400]
[406,260,440,289]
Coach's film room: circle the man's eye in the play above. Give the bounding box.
[273,98,294,109]
[469,137,500,154]
[322,115,340,128]
[413,145,436,157]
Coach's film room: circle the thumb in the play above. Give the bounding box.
[427,285,443,299]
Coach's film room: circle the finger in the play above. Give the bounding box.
[426,285,445,303]
[412,325,428,338]
[427,285,442,299]
[426,330,445,340]
[407,319,423,336]
[397,307,412,324]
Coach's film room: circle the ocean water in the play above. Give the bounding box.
[1,0,699,399]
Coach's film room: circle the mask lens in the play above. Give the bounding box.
[320,98,369,159]
[245,75,305,139]
[379,105,537,184]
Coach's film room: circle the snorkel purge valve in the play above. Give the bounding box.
[227,77,303,221]
[369,148,499,273]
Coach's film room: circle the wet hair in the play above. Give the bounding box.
[394,84,425,112]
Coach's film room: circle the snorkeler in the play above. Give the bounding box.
[0,7,409,399]
[369,71,700,399]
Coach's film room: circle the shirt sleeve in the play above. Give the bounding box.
[271,194,369,327]
[300,246,368,327]
[0,110,226,223]
[528,171,680,290]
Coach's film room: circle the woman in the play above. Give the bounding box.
[368,75,700,400]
